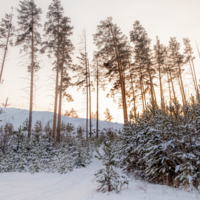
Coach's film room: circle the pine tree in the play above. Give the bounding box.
[73,29,89,140]
[154,37,166,110]
[42,0,64,138]
[54,141,73,173]
[93,17,130,124]
[64,108,79,118]
[104,108,113,122]
[66,123,75,134]
[16,0,42,137]
[73,137,92,168]
[0,9,14,84]
[95,55,99,138]
[3,122,14,134]
[117,121,139,174]
[125,45,138,119]
[95,141,129,193]
[34,120,42,134]
[168,37,186,106]
[183,38,199,99]
[130,21,157,109]
[91,112,97,119]
[70,108,79,118]
[129,22,148,112]
[22,118,29,132]
[91,53,106,137]
[88,60,92,137]
[44,120,52,135]
[57,16,74,142]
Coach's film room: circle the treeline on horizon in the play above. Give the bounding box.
[0,0,200,144]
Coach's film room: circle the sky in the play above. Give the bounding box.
[0,0,200,123]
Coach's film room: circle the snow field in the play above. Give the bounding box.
[0,108,200,200]
[0,107,123,132]
[0,156,199,200]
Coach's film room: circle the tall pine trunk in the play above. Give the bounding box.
[128,61,137,118]
[109,24,128,123]
[189,56,199,98]
[167,71,172,104]
[57,40,65,143]
[88,63,92,137]
[146,50,156,107]
[96,58,99,138]
[169,72,177,103]
[0,20,12,84]
[158,65,165,110]
[84,31,89,141]
[196,41,200,59]
[28,15,34,138]
[147,66,155,106]
[52,19,60,139]
[139,66,145,112]
[178,64,187,105]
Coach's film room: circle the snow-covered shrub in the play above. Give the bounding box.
[0,123,94,173]
[95,141,129,193]
[4,123,14,134]
[66,123,75,135]
[34,120,43,134]
[44,121,52,134]
[73,135,93,168]
[119,101,200,190]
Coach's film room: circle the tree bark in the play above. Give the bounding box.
[52,18,60,139]
[109,23,128,124]
[178,64,187,105]
[57,38,65,143]
[0,21,12,84]
[158,65,165,110]
[139,66,145,112]
[128,61,137,118]
[190,58,199,98]
[167,71,172,104]
[84,30,88,141]
[169,72,177,103]
[96,57,99,138]
[88,61,92,137]
[28,15,34,138]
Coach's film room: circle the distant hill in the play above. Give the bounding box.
[0,107,123,133]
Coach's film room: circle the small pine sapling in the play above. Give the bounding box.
[94,141,129,193]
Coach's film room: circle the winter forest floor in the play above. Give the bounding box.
[0,156,199,200]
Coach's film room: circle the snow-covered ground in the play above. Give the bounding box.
[0,156,199,200]
[0,108,200,200]
[0,107,123,132]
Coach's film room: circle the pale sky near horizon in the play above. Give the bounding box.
[0,0,200,123]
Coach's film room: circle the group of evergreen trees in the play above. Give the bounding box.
[0,0,74,143]
[117,101,200,191]
[0,120,93,173]
[1,0,199,143]
[0,0,200,193]
[93,101,200,192]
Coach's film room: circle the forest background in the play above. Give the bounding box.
[0,0,200,123]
